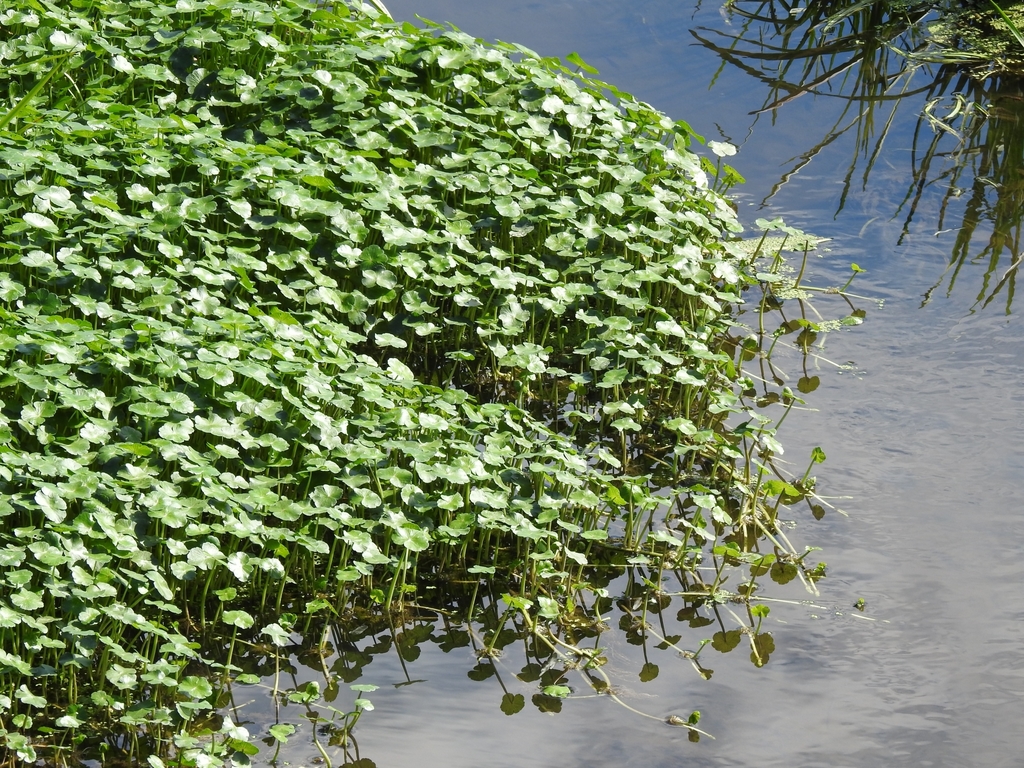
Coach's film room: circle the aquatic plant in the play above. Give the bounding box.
[924,0,1024,76]
[0,0,860,762]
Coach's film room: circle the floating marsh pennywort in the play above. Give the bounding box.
[0,0,863,763]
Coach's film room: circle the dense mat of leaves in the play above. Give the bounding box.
[0,0,793,761]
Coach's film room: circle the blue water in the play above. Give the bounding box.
[264,3,1024,766]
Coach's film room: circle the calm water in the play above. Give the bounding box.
[266,3,1024,765]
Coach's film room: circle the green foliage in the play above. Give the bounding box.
[0,0,856,761]
[929,0,1024,75]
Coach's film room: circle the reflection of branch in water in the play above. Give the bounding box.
[695,0,1024,313]
[524,612,718,739]
[913,87,1024,314]
[691,4,934,208]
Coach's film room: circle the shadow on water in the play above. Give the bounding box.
[693,0,1024,313]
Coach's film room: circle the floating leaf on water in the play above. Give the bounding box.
[500,693,526,715]
[268,723,295,743]
[541,684,571,699]
[287,681,321,704]
[531,693,563,714]
[639,662,660,682]
[711,629,743,653]
[797,375,821,393]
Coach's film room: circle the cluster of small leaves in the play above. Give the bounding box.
[0,0,814,761]
[928,0,1024,76]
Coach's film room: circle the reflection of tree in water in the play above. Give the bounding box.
[913,77,1024,312]
[695,0,1024,313]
